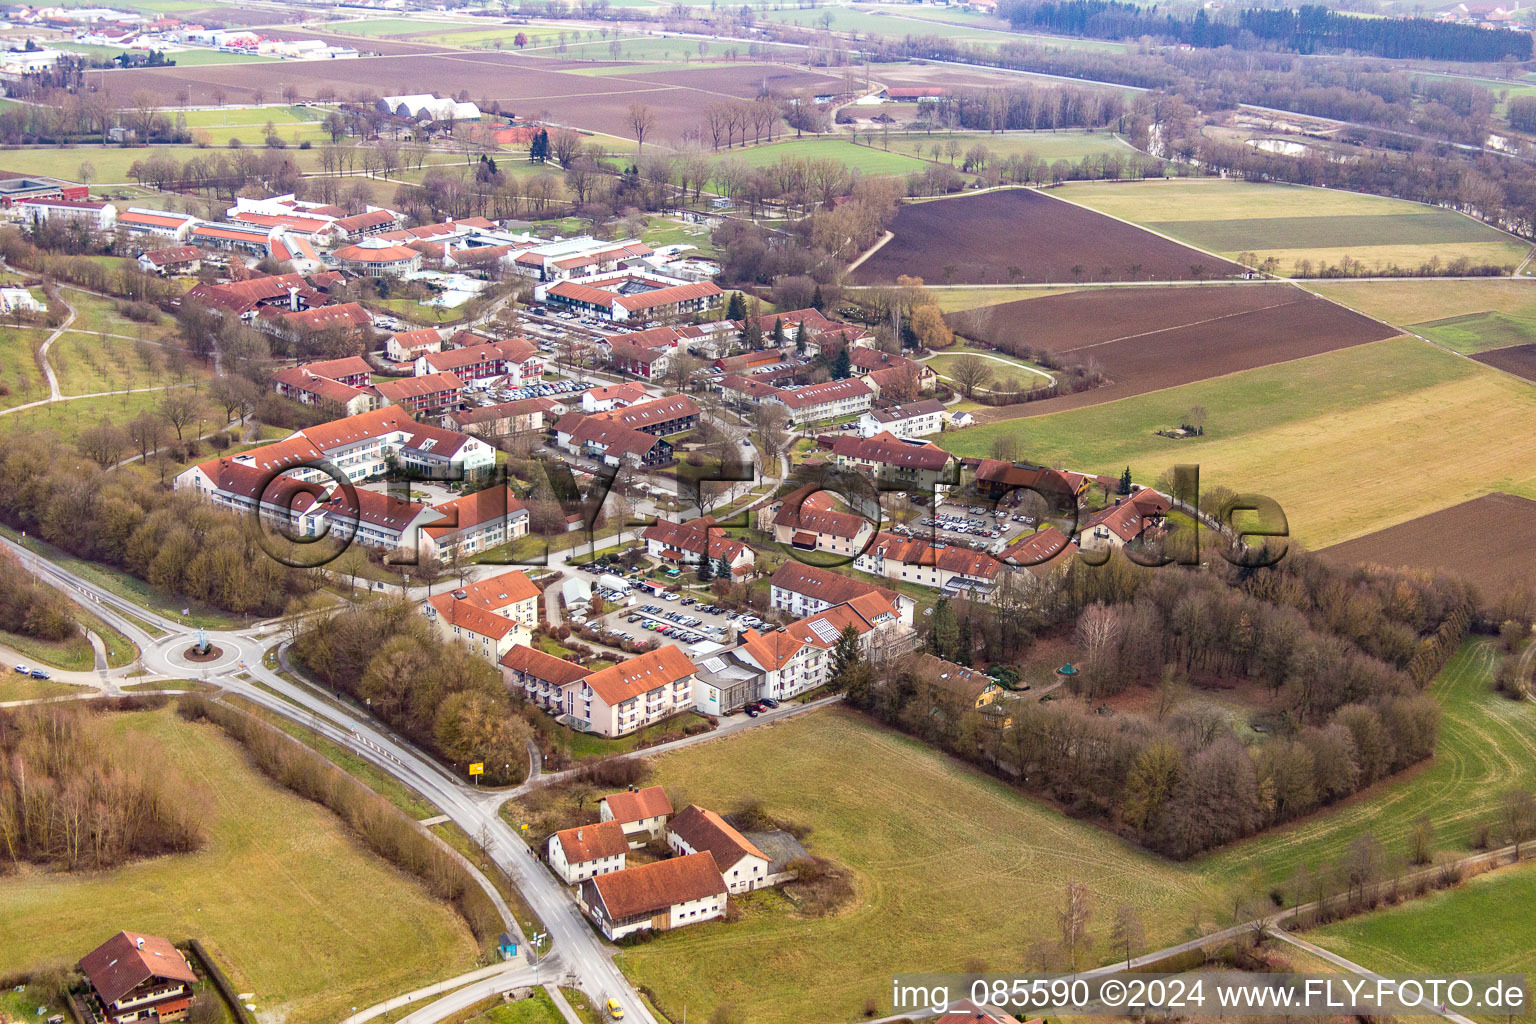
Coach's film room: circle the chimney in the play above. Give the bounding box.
[288,285,300,311]
[576,829,583,841]
[136,937,145,950]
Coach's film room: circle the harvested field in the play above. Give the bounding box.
[1471,342,1536,382]
[1319,492,1536,598]
[850,188,1245,285]
[945,283,1396,413]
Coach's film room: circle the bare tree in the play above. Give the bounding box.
[1501,787,1536,856]
[76,420,128,469]
[1058,880,1093,973]
[157,391,201,442]
[1109,903,1146,969]
[627,102,657,154]
[946,353,994,400]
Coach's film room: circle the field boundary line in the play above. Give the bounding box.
[846,229,894,274]
[1039,183,1270,277]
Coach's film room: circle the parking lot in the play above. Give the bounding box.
[464,374,593,406]
[575,565,783,654]
[894,501,1041,553]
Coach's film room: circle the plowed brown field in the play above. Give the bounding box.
[947,283,1398,416]
[850,188,1246,285]
[1472,343,1536,383]
[1320,492,1536,597]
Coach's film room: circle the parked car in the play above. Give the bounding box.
[607,998,625,1020]
[29,668,50,680]
[743,705,760,718]
[14,664,28,674]
[759,697,780,709]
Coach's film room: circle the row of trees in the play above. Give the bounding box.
[0,705,203,872]
[0,549,78,643]
[293,600,534,786]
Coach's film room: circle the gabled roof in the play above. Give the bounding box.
[139,245,201,266]
[269,302,371,333]
[869,399,945,422]
[735,626,807,672]
[296,355,371,380]
[588,852,724,919]
[605,326,684,351]
[974,459,1088,495]
[772,487,869,540]
[555,414,663,460]
[423,337,539,372]
[335,208,399,232]
[500,643,593,686]
[865,532,1002,581]
[78,931,196,1007]
[1085,488,1170,542]
[553,820,628,863]
[998,525,1077,577]
[272,366,370,404]
[372,371,463,402]
[334,242,420,263]
[448,396,557,427]
[830,431,951,471]
[422,488,529,538]
[776,377,872,410]
[427,592,521,640]
[389,327,443,352]
[584,382,649,404]
[315,486,439,534]
[121,209,196,229]
[602,784,673,824]
[783,600,882,650]
[581,646,697,706]
[849,347,915,372]
[640,516,749,563]
[669,805,769,871]
[768,560,901,609]
[912,653,996,704]
[595,395,698,431]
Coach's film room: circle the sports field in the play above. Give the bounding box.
[713,137,928,176]
[937,336,1536,547]
[1055,179,1531,277]
[622,709,1221,1024]
[0,707,477,1023]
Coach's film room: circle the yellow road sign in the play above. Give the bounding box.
[468,762,484,776]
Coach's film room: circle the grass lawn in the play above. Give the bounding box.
[713,138,928,178]
[1411,310,1536,354]
[0,675,85,701]
[10,143,328,187]
[925,350,1052,383]
[936,336,1536,547]
[51,327,203,395]
[624,643,1534,1023]
[0,707,478,1021]
[1308,858,1536,991]
[0,324,49,409]
[1309,278,1536,328]
[0,389,210,449]
[0,598,137,672]
[919,284,1074,312]
[623,707,1221,1024]
[889,129,1139,165]
[1056,179,1532,276]
[462,988,566,1024]
[755,4,1020,42]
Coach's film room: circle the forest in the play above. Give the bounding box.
[292,599,534,786]
[0,704,203,872]
[1003,1,1532,61]
[844,552,1479,857]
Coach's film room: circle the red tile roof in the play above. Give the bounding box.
[668,805,769,871]
[334,242,420,264]
[428,592,520,640]
[500,643,593,686]
[139,245,201,266]
[581,646,697,706]
[602,784,673,824]
[423,488,528,538]
[78,931,196,1007]
[768,560,901,609]
[588,852,724,919]
[553,820,629,863]
[777,377,872,411]
[596,395,698,431]
[830,431,951,472]
[372,371,463,403]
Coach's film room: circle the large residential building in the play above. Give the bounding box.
[972,459,1091,503]
[16,196,116,231]
[594,395,699,436]
[667,805,771,894]
[119,208,197,242]
[771,378,874,427]
[828,431,953,488]
[446,396,559,437]
[271,366,380,417]
[764,486,876,557]
[548,820,628,885]
[640,515,755,578]
[858,399,946,439]
[562,646,699,738]
[500,643,594,713]
[1079,488,1171,552]
[372,371,465,415]
[79,931,197,1024]
[136,245,203,275]
[295,486,445,557]
[386,327,444,363]
[767,560,915,626]
[535,271,722,322]
[855,533,1002,602]
[420,489,530,559]
[552,414,674,468]
[511,236,653,282]
[582,382,649,413]
[579,853,727,940]
[425,589,530,663]
[417,336,544,386]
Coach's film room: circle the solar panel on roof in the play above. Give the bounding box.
[808,618,840,644]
